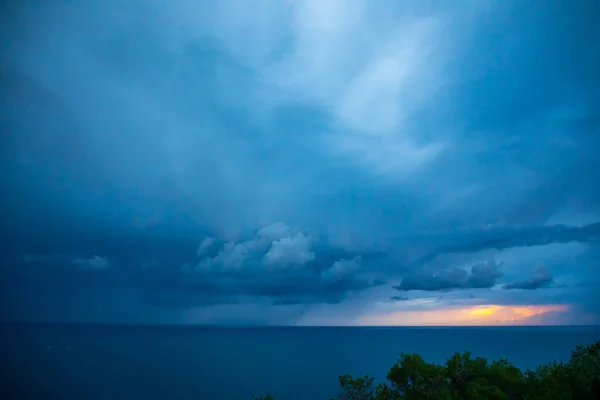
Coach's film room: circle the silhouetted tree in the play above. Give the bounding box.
[249,341,600,399]
[332,340,600,400]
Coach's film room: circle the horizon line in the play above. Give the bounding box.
[2,321,599,328]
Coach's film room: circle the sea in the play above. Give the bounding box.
[1,324,600,400]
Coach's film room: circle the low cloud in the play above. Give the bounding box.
[503,266,554,290]
[195,223,316,271]
[406,224,600,268]
[196,237,215,256]
[321,256,361,281]
[257,222,291,240]
[395,259,503,292]
[167,223,381,307]
[263,232,315,268]
[72,255,109,270]
[468,260,504,288]
[197,239,263,271]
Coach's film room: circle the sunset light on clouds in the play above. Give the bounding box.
[358,304,571,327]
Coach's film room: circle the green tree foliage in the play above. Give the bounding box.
[240,394,276,400]
[253,394,276,400]
[332,340,600,400]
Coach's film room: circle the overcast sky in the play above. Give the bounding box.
[1,0,599,326]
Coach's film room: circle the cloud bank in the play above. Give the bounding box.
[1,0,599,325]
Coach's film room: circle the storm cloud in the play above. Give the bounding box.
[1,0,599,325]
[394,260,504,292]
[503,266,555,290]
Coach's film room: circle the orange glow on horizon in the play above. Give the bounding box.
[357,304,570,326]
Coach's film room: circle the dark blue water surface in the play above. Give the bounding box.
[2,324,600,399]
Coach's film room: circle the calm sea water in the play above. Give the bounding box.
[2,324,600,400]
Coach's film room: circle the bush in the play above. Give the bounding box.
[332,341,600,400]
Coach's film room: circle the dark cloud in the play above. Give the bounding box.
[503,266,554,290]
[1,0,599,324]
[405,223,600,269]
[72,255,110,270]
[394,260,503,292]
[467,260,504,289]
[0,224,386,321]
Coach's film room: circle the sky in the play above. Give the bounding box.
[1,0,599,326]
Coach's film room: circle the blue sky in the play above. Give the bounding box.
[1,0,599,325]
